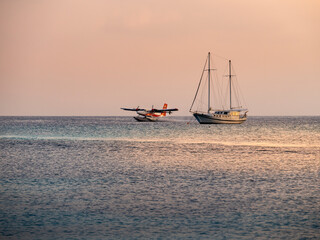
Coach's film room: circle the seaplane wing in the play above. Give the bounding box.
[152,108,179,113]
[121,107,146,112]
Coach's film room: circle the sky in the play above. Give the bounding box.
[1,0,319,116]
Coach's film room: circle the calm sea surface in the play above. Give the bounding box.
[0,116,319,239]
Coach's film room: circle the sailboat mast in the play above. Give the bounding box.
[208,52,211,113]
[229,60,232,109]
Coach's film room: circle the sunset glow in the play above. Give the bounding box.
[1,0,319,116]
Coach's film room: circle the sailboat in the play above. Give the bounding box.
[190,52,248,124]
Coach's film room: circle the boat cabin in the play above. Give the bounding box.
[214,110,240,116]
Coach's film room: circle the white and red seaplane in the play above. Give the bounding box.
[121,103,178,122]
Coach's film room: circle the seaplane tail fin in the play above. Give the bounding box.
[161,103,168,116]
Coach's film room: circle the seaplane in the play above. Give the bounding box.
[121,103,178,122]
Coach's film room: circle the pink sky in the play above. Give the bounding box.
[1,0,319,116]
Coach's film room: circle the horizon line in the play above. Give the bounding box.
[0,115,319,117]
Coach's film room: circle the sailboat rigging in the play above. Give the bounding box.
[190,52,248,124]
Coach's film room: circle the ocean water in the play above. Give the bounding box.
[0,116,319,239]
